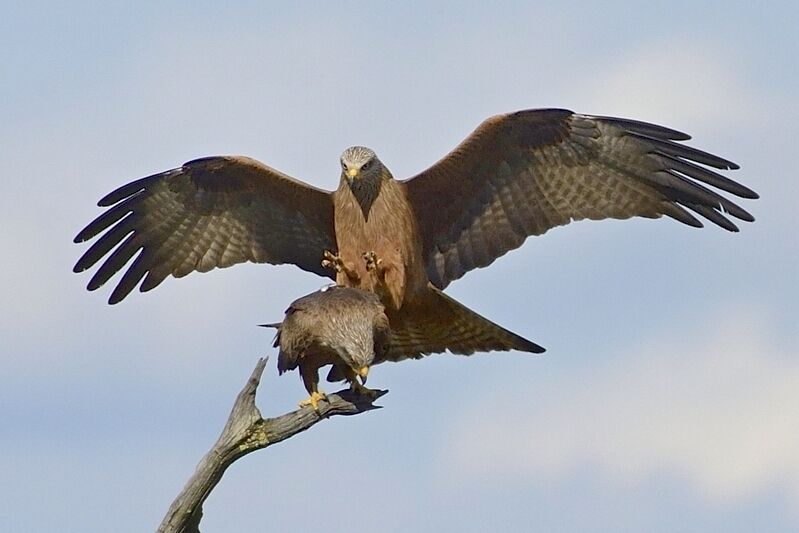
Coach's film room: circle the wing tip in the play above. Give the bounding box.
[740,187,759,200]
[97,191,124,208]
[96,173,164,207]
[521,340,546,354]
[107,290,127,305]
[73,227,97,244]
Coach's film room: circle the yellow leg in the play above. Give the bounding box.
[299,365,327,411]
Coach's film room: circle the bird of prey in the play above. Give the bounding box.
[262,285,390,409]
[74,108,757,360]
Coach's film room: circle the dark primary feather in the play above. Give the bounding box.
[74,156,336,303]
[404,108,758,289]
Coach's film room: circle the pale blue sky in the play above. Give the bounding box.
[2,2,797,532]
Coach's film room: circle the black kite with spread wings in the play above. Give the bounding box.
[75,108,757,361]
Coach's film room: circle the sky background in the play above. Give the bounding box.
[2,2,797,532]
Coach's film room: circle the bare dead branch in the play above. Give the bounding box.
[157,357,387,533]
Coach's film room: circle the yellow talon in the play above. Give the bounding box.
[299,391,327,411]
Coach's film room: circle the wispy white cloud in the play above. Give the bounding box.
[564,39,759,132]
[444,305,799,513]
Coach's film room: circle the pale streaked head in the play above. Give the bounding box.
[340,146,381,182]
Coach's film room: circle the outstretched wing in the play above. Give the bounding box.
[404,109,758,289]
[74,156,336,303]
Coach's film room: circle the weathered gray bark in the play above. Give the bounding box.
[156,357,387,533]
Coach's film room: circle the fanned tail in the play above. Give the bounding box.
[383,284,544,361]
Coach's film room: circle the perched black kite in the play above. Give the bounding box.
[74,108,757,361]
[263,286,390,409]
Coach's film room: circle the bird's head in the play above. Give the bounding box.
[340,146,385,216]
[341,146,384,185]
[345,337,375,383]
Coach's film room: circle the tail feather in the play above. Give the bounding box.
[382,284,544,363]
[258,322,282,351]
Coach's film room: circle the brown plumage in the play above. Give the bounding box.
[264,286,390,408]
[74,108,758,360]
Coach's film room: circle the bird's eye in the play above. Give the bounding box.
[362,160,372,170]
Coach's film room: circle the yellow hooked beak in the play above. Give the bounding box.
[358,366,369,383]
[346,167,360,179]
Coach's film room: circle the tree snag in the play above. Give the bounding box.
[157,357,387,533]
